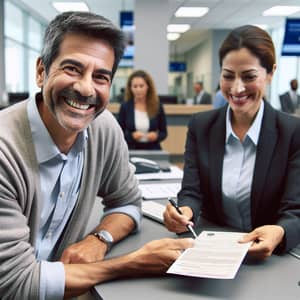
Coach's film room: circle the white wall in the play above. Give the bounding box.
[185,31,213,97]
[0,0,6,105]
[134,0,169,94]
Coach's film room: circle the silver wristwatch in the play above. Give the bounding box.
[93,230,114,251]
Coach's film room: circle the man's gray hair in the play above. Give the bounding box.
[40,11,126,78]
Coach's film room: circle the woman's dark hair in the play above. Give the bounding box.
[40,11,126,78]
[219,25,275,74]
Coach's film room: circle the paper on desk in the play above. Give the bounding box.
[139,182,181,199]
[167,231,251,279]
[135,166,183,181]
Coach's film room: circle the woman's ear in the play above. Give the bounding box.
[36,57,45,88]
[267,64,277,82]
[271,63,277,75]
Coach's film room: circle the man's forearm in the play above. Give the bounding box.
[63,250,138,298]
[63,237,194,299]
[60,213,137,266]
[93,213,136,243]
[64,256,129,299]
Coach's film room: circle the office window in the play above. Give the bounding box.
[28,17,42,51]
[5,39,24,92]
[4,1,24,43]
[270,26,300,109]
[4,0,46,95]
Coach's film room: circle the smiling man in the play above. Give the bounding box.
[0,12,193,300]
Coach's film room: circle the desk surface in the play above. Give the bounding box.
[107,103,213,115]
[92,217,300,300]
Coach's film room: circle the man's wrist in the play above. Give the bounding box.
[92,230,114,252]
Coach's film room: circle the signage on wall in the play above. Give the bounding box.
[120,11,134,60]
[282,18,300,56]
[169,62,187,72]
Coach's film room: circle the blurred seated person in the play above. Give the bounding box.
[213,85,227,108]
[164,25,300,260]
[114,87,125,103]
[118,70,167,150]
[279,79,300,114]
[193,81,212,104]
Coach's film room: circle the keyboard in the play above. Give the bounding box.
[142,201,166,223]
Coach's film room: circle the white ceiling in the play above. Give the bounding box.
[17,0,300,55]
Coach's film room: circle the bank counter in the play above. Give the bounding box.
[107,103,213,159]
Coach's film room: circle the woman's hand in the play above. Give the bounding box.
[239,225,285,259]
[163,203,194,233]
[147,131,158,142]
[132,131,145,141]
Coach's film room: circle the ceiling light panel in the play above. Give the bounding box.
[263,6,300,16]
[167,24,191,33]
[52,2,89,13]
[167,33,181,41]
[175,7,209,18]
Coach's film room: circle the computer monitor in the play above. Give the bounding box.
[159,95,178,104]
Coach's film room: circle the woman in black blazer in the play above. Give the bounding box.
[118,70,167,150]
[164,25,300,259]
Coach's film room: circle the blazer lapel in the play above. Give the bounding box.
[209,108,227,221]
[251,101,278,225]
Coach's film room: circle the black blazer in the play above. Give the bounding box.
[118,99,167,150]
[179,101,300,252]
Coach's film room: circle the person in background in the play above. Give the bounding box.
[213,84,227,108]
[114,86,125,103]
[164,25,300,260]
[193,81,212,104]
[0,12,193,300]
[279,79,300,114]
[118,70,167,150]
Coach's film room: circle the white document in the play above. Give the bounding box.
[139,182,181,199]
[135,166,183,181]
[167,231,251,279]
[142,201,166,223]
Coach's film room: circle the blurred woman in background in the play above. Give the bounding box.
[118,70,167,150]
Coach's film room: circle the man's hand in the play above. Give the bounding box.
[163,203,194,233]
[239,225,285,259]
[60,234,107,264]
[128,238,194,274]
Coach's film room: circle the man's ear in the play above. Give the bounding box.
[36,57,45,88]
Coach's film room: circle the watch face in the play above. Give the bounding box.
[94,230,113,251]
[98,230,113,243]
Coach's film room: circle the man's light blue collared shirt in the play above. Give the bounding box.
[222,101,264,231]
[28,98,86,300]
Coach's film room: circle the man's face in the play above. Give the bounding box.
[36,33,114,136]
[194,83,202,94]
[291,80,298,91]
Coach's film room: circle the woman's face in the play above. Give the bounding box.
[220,47,274,120]
[130,76,149,100]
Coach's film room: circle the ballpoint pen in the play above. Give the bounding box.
[168,198,197,239]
